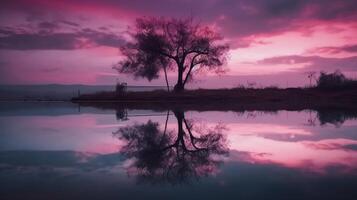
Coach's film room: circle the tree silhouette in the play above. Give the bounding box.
[113,110,228,184]
[114,17,229,92]
[306,71,317,87]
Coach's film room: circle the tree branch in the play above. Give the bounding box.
[159,51,176,60]
[183,53,206,85]
[163,65,170,92]
[183,118,207,151]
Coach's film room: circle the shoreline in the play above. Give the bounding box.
[71,87,357,111]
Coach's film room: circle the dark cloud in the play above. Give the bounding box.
[80,28,124,47]
[0,25,125,50]
[213,0,357,38]
[258,55,357,72]
[117,0,357,37]
[2,0,357,40]
[60,20,80,27]
[263,0,305,16]
[344,144,357,151]
[40,67,61,73]
[0,31,84,50]
[310,44,357,54]
[38,21,59,30]
[306,142,357,152]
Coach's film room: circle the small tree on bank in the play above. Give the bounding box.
[114,17,229,92]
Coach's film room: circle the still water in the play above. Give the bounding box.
[1,102,357,199]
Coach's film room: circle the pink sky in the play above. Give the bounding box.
[1,0,357,87]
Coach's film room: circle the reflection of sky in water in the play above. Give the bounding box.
[1,103,357,199]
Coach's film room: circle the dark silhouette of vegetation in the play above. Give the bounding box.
[115,82,127,94]
[306,71,317,87]
[316,70,357,89]
[112,110,228,184]
[316,109,357,127]
[74,69,357,111]
[115,108,128,121]
[302,109,357,127]
[73,85,357,111]
[114,17,229,92]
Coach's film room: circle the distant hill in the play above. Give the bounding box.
[0,84,169,100]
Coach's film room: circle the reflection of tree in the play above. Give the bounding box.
[115,109,128,121]
[113,110,228,184]
[300,109,357,127]
[316,109,357,127]
[305,110,317,126]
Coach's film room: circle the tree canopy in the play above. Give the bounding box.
[114,17,229,92]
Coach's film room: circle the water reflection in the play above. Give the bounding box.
[1,102,357,199]
[316,109,357,127]
[113,110,228,184]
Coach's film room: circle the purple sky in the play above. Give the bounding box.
[1,0,357,88]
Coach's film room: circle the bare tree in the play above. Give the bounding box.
[114,17,229,92]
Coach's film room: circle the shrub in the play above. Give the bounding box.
[317,71,347,88]
[316,70,357,89]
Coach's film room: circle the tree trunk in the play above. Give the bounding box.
[174,110,184,135]
[174,64,185,92]
[163,66,170,92]
[174,110,186,151]
[174,82,184,92]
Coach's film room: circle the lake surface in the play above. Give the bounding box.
[1,102,357,199]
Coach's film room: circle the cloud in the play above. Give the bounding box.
[258,55,357,72]
[37,21,59,31]
[60,20,80,27]
[344,144,357,151]
[40,67,61,73]
[80,28,124,47]
[305,142,357,152]
[310,44,357,54]
[0,24,125,50]
[2,0,357,40]
[0,31,85,50]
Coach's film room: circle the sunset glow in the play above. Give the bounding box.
[1,0,357,87]
[1,2,357,199]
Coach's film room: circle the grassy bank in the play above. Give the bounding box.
[72,86,357,111]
